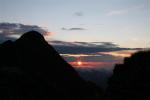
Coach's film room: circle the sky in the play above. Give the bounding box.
[0,0,150,48]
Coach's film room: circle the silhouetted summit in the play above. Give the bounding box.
[22,30,44,38]
[0,31,102,100]
[104,51,150,100]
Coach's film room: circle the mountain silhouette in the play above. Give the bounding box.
[0,31,103,100]
[104,51,150,100]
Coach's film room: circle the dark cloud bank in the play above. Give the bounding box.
[50,40,136,54]
[0,22,48,41]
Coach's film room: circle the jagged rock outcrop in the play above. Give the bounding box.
[0,31,103,100]
[104,51,150,100]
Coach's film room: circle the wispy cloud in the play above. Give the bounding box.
[61,27,86,31]
[100,50,137,58]
[106,10,128,16]
[106,4,145,16]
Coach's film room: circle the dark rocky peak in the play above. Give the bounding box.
[104,50,150,100]
[124,51,150,65]
[0,31,103,100]
[18,31,45,42]
[15,31,46,47]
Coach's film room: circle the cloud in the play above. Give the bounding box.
[0,22,49,42]
[69,28,85,30]
[49,40,133,54]
[106,4,145,16]
[100,50,137,58]
[61,27,86,31]
[74,12,84,16]
[106,10,128,16]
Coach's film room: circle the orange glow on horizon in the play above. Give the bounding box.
[100,50,137,58]
[69,61,119,68]
[77,61,82,66]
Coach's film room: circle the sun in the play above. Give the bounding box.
[77,61,82,66]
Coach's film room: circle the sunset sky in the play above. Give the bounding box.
[1,0,150,48]
[0,0,149,71]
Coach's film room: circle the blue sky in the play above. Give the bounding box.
[0,0,150,48]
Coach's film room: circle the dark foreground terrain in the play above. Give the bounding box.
[0,31,150,100]
[0,31,103,100]
[104,50,150,100]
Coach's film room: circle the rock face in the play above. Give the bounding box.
[0,31,103,100]
[104,51,150,100]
